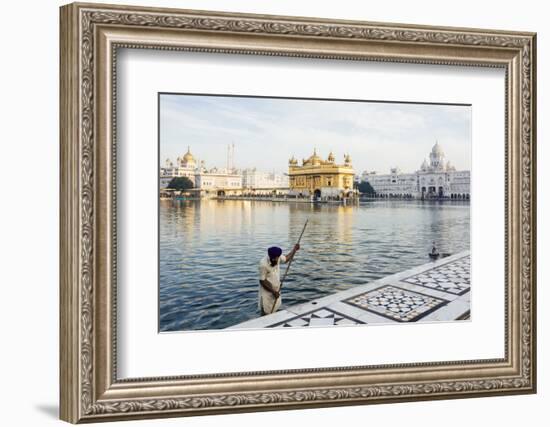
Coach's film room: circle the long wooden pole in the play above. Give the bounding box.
[270,218,309,314]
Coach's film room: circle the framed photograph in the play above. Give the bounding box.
[60,2,537,423]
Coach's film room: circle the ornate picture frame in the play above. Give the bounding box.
[59,2,536,423]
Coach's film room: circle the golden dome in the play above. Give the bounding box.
[306,148,322,165]
[182,146,196,164]
[344,153,352,164]
[327,151,335,162]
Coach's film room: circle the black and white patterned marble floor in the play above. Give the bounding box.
[268,307,365,328]
[343,285,449,322]
[403,255,470,295]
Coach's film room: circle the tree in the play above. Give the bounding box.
[357,180,376,195]
[167,176,194,190]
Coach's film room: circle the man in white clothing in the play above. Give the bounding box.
[258,245,300,315]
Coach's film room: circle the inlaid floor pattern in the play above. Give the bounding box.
[403,255,470,295]
[344,285,449,322]
[268,307,365,328]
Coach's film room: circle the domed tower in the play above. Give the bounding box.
[180,146,196,168]
[344,153,352,165]
[289,156,298,166]
[327,151,335,163]
[308,148,322,166]
[420,158,429,171]
[429,141,445,171]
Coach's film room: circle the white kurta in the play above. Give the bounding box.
[258,254,287,314]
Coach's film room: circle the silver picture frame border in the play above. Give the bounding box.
[60,2,536,423]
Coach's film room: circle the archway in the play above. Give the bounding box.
[314,189,321,198]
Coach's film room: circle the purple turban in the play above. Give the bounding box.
[268,246,282,258]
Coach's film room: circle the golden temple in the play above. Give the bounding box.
[288,149,355,198]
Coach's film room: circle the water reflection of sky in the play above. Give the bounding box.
[159,200,470,331]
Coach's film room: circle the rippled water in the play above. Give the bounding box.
[159,199,470,331]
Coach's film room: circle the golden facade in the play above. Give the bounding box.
[288,149,355,198]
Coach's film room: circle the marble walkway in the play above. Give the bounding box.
[228,250,471,329]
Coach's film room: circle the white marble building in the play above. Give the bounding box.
[364,142,470,199]
[160,146,242,195]
[160,147,292,195]
[241,168,289,189]
[159,146,197,188]
[194,167,243,193]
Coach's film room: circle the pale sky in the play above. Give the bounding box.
[159,94,471,175]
